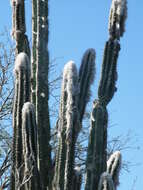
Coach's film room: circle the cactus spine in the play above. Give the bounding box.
[10,0,127,190]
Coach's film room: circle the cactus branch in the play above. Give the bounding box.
[11,0,30,56]
[107,151,121,189]
[36,0,52,189]
[11,53,30,189]
[85,100,108,190]
[109,0,127,39]
[63,62,79,190]
[22,102,41,190]
[72,167,82,190]
[78,48,96,123]
[98,172,115,190]
[31,0,37,105]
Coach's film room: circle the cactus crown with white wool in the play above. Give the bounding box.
[109,0,127,39]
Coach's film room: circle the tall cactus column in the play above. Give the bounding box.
[53,49,95,190]
[31,0,37,104]
[53,61,79,190]
[85,0,127,190]
[36,0,52,189]
[11,53,31,190]
[22,102,41,190]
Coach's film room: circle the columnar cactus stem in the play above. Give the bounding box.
[78,49,96,123]
[36,0,52,189]
[85,1,127,189]
[54,55,95,190]
[54,61,79,190]
[72,167,82,190]
[85,101,108,190]
[109,0,127,39]
[22,102,41,190]
[98,39,120,106]
[11,0,30,56]
[107,151,121,189]
[11,53,30,190]
[98,172,115,190]
[64,62,79,190]
[31,0,37,104]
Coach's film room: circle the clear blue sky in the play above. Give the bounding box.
[1,0,143,189]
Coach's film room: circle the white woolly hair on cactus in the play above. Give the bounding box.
[109,0,127,38]
[98,172,115,190]
[74,166,82,176]
[10,0,22,6]
[14,52,30,74]
[22,102,35,115]
[63,61,79,142]
[107,151,121,188]
[57,61,78,139]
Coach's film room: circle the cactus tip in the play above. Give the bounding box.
[14,52,30,73]
[109,0,127,38]
[22,102,35,114]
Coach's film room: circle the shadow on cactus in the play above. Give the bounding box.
[10,0,127,190]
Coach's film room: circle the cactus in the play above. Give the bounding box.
[11,0,30,56]
[107,151,122,189]
[78,49,96,123]
[85,0,127,189]
[72,167,82,190]
[36,1,52,188]
[10,0,127,190]
[53,61,79,190]
[22,102,41,190]
[98,172,115,190]
[11,52,30,189]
